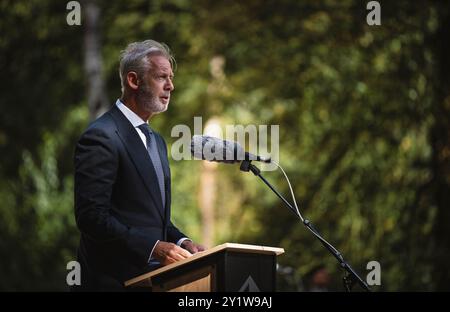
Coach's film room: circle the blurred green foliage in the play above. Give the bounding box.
[0,0,449,291]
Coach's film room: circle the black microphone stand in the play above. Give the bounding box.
[240,159,370,292]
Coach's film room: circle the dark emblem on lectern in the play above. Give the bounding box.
[239,276,261,292]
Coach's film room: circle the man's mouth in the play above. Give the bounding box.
[160,95,170,103]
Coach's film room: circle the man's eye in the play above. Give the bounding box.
[155,75,173,81]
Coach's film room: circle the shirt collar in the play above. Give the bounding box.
[115,99,148,128]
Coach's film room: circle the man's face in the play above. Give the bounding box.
[136,55,174,114]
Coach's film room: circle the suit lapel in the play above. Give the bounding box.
[109,106,165,219]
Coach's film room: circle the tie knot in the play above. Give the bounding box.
[138,123,153,136]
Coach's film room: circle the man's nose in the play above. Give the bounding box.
[165,78,174,91]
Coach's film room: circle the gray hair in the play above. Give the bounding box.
[119,40,176,93]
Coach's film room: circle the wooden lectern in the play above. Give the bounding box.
[124,243,284,292]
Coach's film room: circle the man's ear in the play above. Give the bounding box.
[126,72,139,90]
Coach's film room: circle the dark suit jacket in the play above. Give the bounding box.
[73,104,186,291]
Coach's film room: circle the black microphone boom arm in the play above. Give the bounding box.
[239,159,371,292]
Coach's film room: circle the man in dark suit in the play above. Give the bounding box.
[73,40,204,291]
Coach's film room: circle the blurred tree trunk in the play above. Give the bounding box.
[83,0,108,120]
[431,3,450,290]
[199,162,216,249]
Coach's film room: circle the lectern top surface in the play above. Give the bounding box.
[124,242,284,287]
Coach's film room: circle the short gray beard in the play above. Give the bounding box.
[136,83,167,114]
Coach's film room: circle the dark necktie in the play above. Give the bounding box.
[137,124,165,208]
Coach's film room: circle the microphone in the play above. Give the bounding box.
[190,135,271,164]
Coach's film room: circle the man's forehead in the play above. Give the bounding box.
[149,55,173,73]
